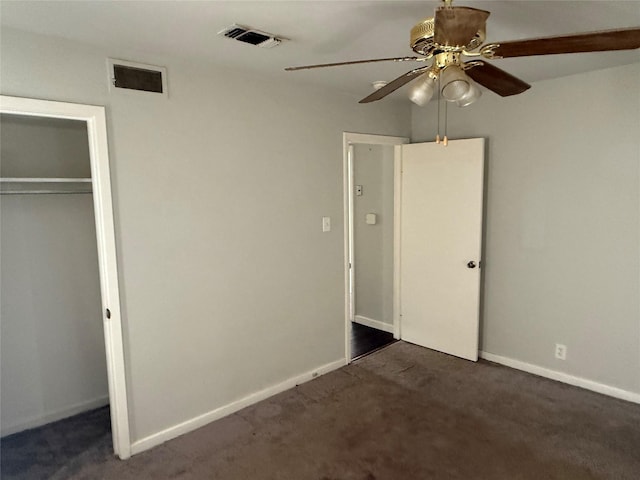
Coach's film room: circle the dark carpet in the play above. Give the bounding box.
[1,405,112,480]
[350,322,395,359]
[2,341,639,479]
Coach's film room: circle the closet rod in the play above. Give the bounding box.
[1,191,92,195]
[0,177,92,183]
[1,178,93,195]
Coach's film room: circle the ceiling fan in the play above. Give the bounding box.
[285,0,640,108]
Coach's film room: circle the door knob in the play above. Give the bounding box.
[467,261,476,269]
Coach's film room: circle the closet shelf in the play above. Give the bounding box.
[0,177,93,195]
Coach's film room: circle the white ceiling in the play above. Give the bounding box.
[2,1,639,102]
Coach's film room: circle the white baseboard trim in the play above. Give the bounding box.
[479,351,640,404]
[130,358,346,455]
[353,315,394,334]
[1,395,109,437]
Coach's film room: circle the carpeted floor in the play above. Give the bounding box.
[1,405,112,480]
[2,341,639,479]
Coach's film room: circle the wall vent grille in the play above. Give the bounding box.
[113,65,163,93]
[107,59,168,98]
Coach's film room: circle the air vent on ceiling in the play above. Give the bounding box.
[107,59,168,97]
[218,24,282,48]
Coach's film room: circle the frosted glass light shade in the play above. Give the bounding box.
[408,74,436,106]
[441,65,470,102]
[456,81,482,107]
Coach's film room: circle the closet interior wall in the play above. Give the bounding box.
[0,114,109,437]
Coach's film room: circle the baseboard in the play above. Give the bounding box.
[1,395,109,437]
[130,358,346,455]
[479,351,640,404]
[353,315,394,334]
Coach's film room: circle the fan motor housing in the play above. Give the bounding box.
[410,18,436,56]
[410,17,486,56]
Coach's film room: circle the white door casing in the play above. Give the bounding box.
[398,138,485,361]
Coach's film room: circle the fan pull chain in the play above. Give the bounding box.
[443,99,448,147]
[435,75,441,144]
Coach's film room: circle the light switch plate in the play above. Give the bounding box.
[355,185,363,196]
[322,216,331,232]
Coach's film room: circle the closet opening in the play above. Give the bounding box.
[0,96,130,465]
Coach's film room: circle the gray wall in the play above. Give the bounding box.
[0,27,411,442]
[1,115,107,436]
[1,115,92,177]
[353,144,394,327]
[412,63,640,395]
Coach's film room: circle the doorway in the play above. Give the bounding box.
[0,96,130,459]
[343,133,409,361]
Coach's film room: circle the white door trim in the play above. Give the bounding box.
[393,145,403,341]
[342,132,409,362]
[0,95,131,459]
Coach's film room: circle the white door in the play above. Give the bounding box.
[399,138,484,361]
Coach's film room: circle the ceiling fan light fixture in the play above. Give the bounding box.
[456,80,482,107]
[408,73,437,106]
[440,65,470,102]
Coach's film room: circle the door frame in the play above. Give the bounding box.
[0,95,131,459]
[342,132,409,362]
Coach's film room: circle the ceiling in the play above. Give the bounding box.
[2,1,639,102]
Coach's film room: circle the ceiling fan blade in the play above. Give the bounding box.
[490,27,640,58]
[465,62,530,97]
[285,56,419,71]
[359,67,430,103]
[434,6,490,47]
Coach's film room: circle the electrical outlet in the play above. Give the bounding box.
[555,343,567,360]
